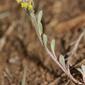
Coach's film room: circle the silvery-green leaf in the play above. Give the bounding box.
[81,65,85,73]
[77,68,83,74]
[38,22,43,36]
[59,55,66,68]
[36,10,43,24]
[38,10,43,23]
[36,10,43,36]
[43,34,48,46]
[51,39,55,54]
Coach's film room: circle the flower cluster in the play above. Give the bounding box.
[16,0,33,11]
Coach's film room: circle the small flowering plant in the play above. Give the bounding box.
[16,0,85,84]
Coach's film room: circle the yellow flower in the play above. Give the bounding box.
[16,0,22,3]
[16,0,33,11]
[27,4,33,11]
[21,2,28,8]
[21,2,33,11]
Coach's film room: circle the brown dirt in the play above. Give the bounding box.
[0,0,85,85]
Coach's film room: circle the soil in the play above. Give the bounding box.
[0,0,85,85]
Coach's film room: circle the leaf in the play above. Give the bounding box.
[43,34,48,46]
[81,65,85,73]
[36,10,43,36]
[37,10,43,24]
[38,22,43,36]
[77,65,85,75]
[59,55,66,68]
[77,68,83,74]
[51,39,55,54]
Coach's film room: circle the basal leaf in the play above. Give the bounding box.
[81,65,85,73]
[77,68,83,74]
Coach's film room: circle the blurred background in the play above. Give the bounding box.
[0,0,85,85]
